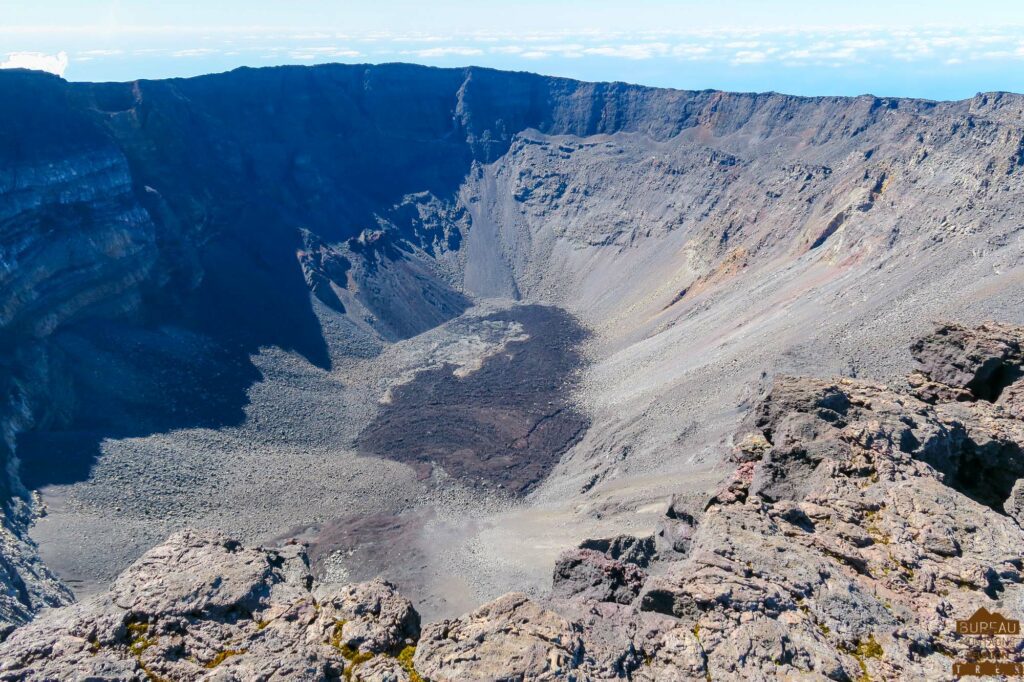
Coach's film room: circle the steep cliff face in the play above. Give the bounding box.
[2,63,1024,636]
[458,91,1024,320]
[459,89,1024,512]
[0,71,158,632]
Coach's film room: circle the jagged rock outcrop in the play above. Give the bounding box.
[552,548,648,605]
[626,323,1024,680]
[656,499,699,556]
[577,535,656,569]
[415,593,586,681]
[0,517,72,641]
[909,322,1024,403]
[5,322,1021,680]
[551,535,655,605]
[0,530,421,681]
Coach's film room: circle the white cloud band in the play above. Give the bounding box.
[1,51,69,76]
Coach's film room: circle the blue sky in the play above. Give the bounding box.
[3,1,1024,99]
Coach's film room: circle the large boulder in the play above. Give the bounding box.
[909,322,1023,403]
[578,535,656,569]
[552,548,647,605]
[656,499,698,556]
[414,593,585,681]
[318,579,420,656]
[0,530,422,682]
[551,534,654,605]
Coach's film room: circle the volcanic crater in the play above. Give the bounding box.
[1,63,1024,637]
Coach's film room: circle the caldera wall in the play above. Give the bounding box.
[2,64,1024,633]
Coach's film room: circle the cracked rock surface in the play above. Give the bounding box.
[0,531,420,681]
[2,322,1023,680]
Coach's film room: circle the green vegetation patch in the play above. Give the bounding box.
[203,648,248,669]
[843,634,884,682]
[397,645,424,682]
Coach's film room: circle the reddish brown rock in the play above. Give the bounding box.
[552,548,647,605]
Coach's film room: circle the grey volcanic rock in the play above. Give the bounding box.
[414,593,585,682]
[656,508,698,557]
[320,579,420,656]
[0,530,421,681]
[631,330,1024,679]
[1002,380,1024,421]
[578,534,656,569]
[552,548,647,605]
[551,533,655,605]
[108,531,291,616]
[3,324,1024,680]
[905,321,1024,512]
[0,517,72,640]
[1008,479,1024,526]
[909,322,1024,403]
[350,657,412,682]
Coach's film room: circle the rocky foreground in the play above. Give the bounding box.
[2,322,1023,680]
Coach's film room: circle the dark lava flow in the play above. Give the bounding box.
[355,305,589,494]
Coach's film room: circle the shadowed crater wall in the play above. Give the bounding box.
[3,62,673,495]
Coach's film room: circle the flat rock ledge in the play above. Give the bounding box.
[2,321,1024,681]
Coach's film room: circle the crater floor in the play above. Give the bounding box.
[28,302,630,620]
